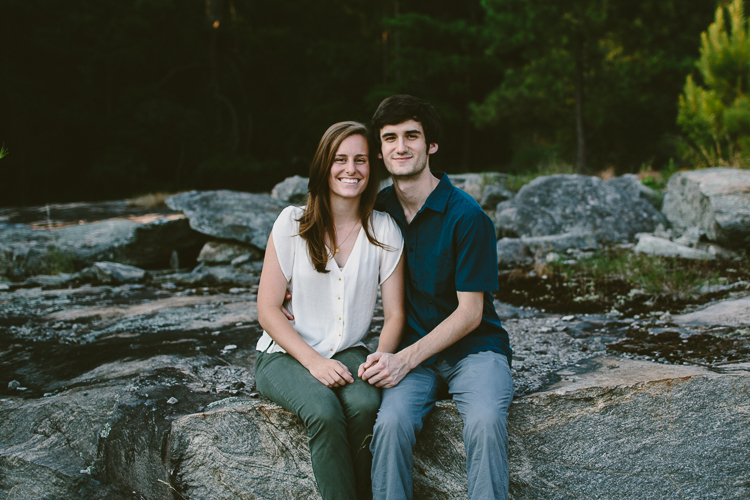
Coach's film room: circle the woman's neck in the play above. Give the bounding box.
[329,194,361,226]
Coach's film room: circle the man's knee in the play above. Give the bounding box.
[463,406,508,443]
[373,404,418,445]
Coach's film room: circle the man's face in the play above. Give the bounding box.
[378,119,438,180]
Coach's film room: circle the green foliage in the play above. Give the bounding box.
[678,0,750,168]
[551,249,720,296]
[477,0,717,173]
[0,144,7,159]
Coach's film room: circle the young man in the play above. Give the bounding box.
[357,95,514,500]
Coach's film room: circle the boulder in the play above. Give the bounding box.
[672,295,750,327]
[480,184,514,209]
[197,241,263,264]
[508,356,749,499]
[166,190,288,250]
[0,216,206,279]
[497,238,532,268]
[606,174,663,209]
[448,172,509,206]
[168,356,750,499]
[78,262,148,285]
[495,175,666,244]
[662,167,750,249]
[633,234,713,260]
[522,231,598,255]
[271,175,309,204]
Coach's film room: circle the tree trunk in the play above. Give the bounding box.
[574,44,588,174]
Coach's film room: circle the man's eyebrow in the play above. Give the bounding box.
[381,129,422,137]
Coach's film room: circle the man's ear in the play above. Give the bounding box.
[378,153,383,159]
[428,143,438,155]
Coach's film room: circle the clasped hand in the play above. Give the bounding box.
[307,358,354,388]
[357,352,409,388]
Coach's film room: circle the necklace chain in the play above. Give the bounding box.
[335,220,360,254]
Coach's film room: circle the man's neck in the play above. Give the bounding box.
[392,167,440,223]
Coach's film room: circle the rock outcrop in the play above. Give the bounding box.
[607,173,663,209]
[672,295,750,326]
[271,175,309,204]
[166,190,288,250]
[633,234,714,260]
[0,215,205,279]
[662,167,750,249]
[495,175,665,244]
[169,356,750,499]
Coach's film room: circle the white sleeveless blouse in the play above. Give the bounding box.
[256,206,404,358]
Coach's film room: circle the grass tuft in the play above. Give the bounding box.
[126,192,176,209]
[550,248,721,296]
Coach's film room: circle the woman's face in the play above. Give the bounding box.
[328,134,369,201]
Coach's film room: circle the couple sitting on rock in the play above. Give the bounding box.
[255,95,514,500]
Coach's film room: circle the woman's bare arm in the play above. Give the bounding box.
[257,231,353,387]
[375,252,405,354]
[358,252,405,378]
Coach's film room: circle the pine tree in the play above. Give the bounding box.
[678,0,750,168]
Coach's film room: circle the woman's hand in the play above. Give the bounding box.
[306,357,355,388]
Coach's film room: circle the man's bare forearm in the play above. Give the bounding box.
[396,292,482,369]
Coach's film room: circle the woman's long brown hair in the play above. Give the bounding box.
[298,121,386,273]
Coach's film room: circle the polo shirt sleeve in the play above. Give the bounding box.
[454,210,499,292]
[377,212,404,285]
[271,206,300,282]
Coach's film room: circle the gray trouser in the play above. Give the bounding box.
[370,351,514,500]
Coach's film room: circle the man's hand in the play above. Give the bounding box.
[306,357,354,388]
[281,291,294,320]
[358,352,411,388]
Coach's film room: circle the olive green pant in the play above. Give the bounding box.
[255,346,380,500]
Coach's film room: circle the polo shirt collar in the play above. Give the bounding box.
[382,171,453,224]
[422,172,451,214]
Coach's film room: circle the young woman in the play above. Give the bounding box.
[255,121,405,500]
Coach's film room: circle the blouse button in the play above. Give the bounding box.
[338,317,341,320]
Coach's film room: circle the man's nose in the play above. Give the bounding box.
[395,137,408,154]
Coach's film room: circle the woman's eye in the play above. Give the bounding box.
[335,158,345,163]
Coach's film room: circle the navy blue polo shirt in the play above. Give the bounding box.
[376,172,512,367]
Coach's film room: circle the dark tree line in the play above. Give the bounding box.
[0,0,719,206]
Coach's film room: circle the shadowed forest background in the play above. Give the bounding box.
[0,0,724,206]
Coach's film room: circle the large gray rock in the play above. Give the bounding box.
[522,230,598,255]
[495,175,666,244]
[607,173,663,209]
[672,295,750,326]
[497,237,532,268]
[0,216,205,279]
[508,356,749,499]
[271,175,309,204]
[166,190,288,250]
[197,241,263,264]
[662,167,750,249]
[78,262,148,284]
[167,356,750,499]
[480,183,514,209]
[633,234,714,260]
